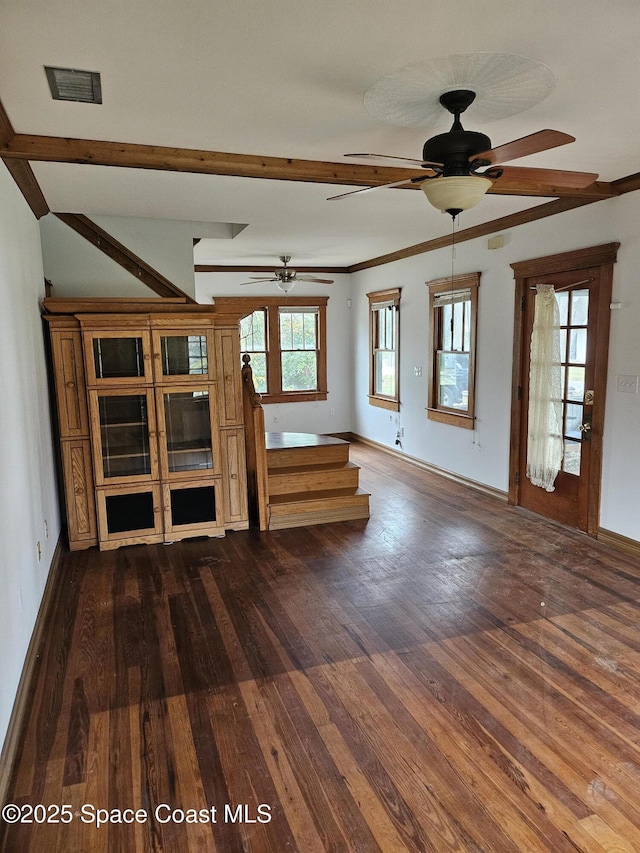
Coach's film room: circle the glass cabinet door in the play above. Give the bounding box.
[156,385,220,480]
[152,331,214,383]
[84,330,153,385]
[90,389,158,484]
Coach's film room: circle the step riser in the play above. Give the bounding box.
[269,467,359,496]
[267,444,349,469]
[269,497,370,529]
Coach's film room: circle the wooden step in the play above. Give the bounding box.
[268,461,360,496]
[266,433,350,469]
[269,488,370,530]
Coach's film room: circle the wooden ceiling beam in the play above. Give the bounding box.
[1,133,616,200]
[0,100,49,218]
[195,265,350,274]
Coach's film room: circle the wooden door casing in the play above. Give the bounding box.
[509,243,618,535]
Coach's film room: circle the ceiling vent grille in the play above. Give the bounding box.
[45,66,102,103]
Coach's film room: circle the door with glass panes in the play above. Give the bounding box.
[514,259,613,533]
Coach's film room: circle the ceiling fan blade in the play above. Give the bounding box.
[473,130,575,165]
[494,165,599,188]
[239,278,278,285]
[327,176,424,201]
[294,275,334,284]
[345,152,443,168]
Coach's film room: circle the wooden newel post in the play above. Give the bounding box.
[241,353,269,530]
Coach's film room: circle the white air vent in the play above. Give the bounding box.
[45,66,102,103]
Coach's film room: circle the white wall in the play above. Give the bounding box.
[351,192,640,542]
[39,214,242,299]
[0,164,60,753]
[196,272,354,434]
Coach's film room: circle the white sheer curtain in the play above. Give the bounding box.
[526,284,563,491]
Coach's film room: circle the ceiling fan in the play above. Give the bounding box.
[239,256,334,293]
[328,89,598,217]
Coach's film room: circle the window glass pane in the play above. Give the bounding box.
[437,352,469,411]
[565,402,583,439]
[303,314,316,349]
[569,328,587,364]
[281,351,317,391]
[463,303,471,352]
[442,303,453,350]
[555,291,569,326]
[566,366,585,402]
[375,351,396,397]
[240,311,266,351]
[560,328,567,361]
[570,289,589,325]
[280,312,317,351]
[452,302,465,351]
[562,439,581,475]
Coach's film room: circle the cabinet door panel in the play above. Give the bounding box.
[220,428,248,526]
[84,330,153,386]
[152,329,215,383]
[156,385,221,480]
[215,328,243,425]
[162,479,224,540]
[89,389,159,484]
[51,330,89,437]
[62,439,97,548]
[96,483,163,549]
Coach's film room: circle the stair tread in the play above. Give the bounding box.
[265,432,349,451]
[269,460,360,476]
[270,487,370,506]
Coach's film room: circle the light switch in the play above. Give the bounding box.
[617,375,639,394]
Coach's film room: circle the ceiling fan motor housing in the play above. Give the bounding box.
[422,129,492,176]
[422,90,491,177]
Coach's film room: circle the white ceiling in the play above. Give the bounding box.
[1,0,638,268]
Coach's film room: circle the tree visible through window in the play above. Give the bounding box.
[236,297,328,403]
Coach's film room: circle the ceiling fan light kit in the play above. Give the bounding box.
[421,175,492,217]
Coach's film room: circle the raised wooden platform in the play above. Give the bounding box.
[265,432,370,529]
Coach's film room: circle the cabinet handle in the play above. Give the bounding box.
[66,381,76,389]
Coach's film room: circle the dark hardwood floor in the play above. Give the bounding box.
[3,441,640,852]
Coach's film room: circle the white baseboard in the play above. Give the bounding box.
[349,433,508,503]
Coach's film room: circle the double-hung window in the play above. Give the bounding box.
[367,288,400,410]
[427,273,479,428]
[236,296,328,403]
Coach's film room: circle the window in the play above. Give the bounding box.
[427,272,479,429]
[367,288,400,410]
[236,296,328,403]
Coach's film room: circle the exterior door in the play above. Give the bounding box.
[510,244,618,534]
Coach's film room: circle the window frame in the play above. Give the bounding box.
[367,287,400,411]
[233,296,328,403]
[426,272,479,429]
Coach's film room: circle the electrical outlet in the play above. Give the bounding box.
[414,366,422,377]
[329,407,335,416]
[36,541,41,562]
[273,415,279,423]
[43,519,49,539]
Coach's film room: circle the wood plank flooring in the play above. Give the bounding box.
[4,441,640,851]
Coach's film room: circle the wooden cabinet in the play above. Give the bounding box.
[46,303,248,550]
